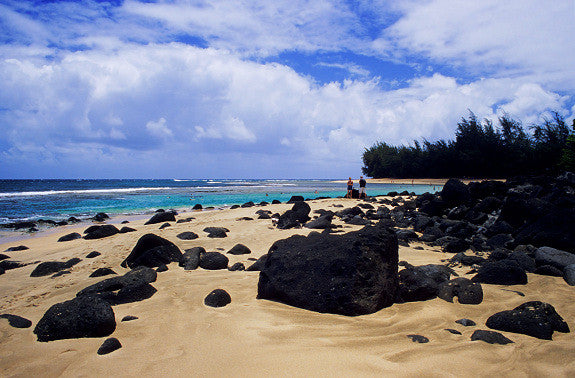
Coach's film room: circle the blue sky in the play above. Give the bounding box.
[1,0,574,179]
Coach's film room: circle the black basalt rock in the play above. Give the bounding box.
[89,268,117,278]
[121,234,182,269]
[486,301,569,340]
[199,252,229,270]
[176,231,199,240]
[257,221,398,316]
[58,233,82,242]
[4,245,29,252]
[203,227,229,238]
[30,258,82,277]
[84,225,120,240]
[0,314,32,328]
[227,244,251,255]
[97,337,122,355]
[472,260,528,285]
[204,289,232,307]
[34,295,116,342]
[77,267,157,305]
[470,330,514,345]
[145,211,176,225]
[438,277,483,304]
[180,247,204,270]
[441,179,471,207]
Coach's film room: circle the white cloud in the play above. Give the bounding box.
[383,0,575,89]
[1,42,572,178]
[0,1,573,178]
[146,117,173,138]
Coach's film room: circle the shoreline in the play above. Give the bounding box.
[0,193,574,376]
[333,178,505,185]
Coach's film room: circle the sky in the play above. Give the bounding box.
[1,0,574,179]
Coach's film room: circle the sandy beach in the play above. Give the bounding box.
[0,196,573,377]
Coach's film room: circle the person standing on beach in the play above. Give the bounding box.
[346,177,353,198]
[359,176,367,199]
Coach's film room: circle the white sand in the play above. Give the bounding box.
[0,198,573,377]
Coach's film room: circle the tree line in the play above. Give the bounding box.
[362,111,575,178]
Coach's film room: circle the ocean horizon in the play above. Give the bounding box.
[0,178,442,224]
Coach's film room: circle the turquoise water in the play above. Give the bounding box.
[0,179,441,223]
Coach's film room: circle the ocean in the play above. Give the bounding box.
[0,179,441,224]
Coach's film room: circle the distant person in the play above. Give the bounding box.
[359,176,367,199]
[346,177,353,198]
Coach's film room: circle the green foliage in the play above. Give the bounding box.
[560,134,575,172]
[362,111,573,178]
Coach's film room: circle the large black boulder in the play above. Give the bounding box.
[77,267,157,305]
[34,295,116,342]
[30,258,82,277]
[84,225,120,240]
[145,211,176,225]
[199,252,229,270]
[441,179,471,207]
[257,222,398,316]
[486,301,570,340]
[121,234,182,269]
[472,260,528,285]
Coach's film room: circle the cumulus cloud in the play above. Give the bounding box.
[0,0,573,178]
[383,0,575,89]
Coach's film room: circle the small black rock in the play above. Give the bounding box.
[445,328,462,335]
[89,268,117,278]
[58,233,82,242]
[204,289,231,307]
[121,315,138,322]
[86,251,101,259]
[455,318,476,327]
[176,232,199,240]
[407,334,429,343]
[228,262,245,271]
[156,264,168,272]
[0,314,32,328]
[4,245,29,252]
[97,337,122,355]
[471,330,514,345]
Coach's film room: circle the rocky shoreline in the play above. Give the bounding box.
[1,172,574,375]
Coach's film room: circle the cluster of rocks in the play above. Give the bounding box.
[12,231,238,354]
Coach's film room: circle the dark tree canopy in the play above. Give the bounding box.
[362,111,574,178]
